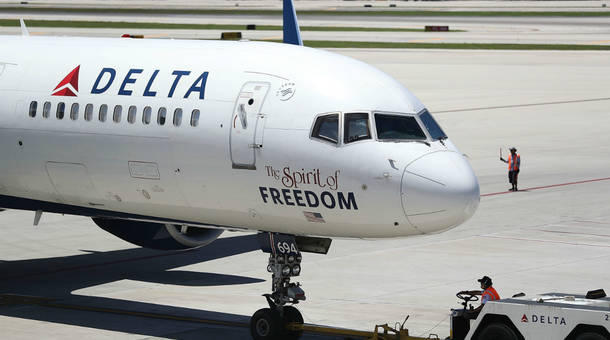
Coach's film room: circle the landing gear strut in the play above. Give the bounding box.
[251,233,305,340]
[250,233,331,340]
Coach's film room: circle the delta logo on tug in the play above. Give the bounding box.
[521,313,567,326]
[52,66,210,99]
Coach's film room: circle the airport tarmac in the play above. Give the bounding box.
[0,0,608,11]
[0,46,608,339]
[2,0,609,45]
[1,16,609,46]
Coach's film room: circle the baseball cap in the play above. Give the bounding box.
[478,276,492,286]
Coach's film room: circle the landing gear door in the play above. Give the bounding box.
[230,82,270,170]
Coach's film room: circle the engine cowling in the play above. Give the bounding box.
[92,218,223,250]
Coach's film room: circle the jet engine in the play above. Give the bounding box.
[92,218,223,250]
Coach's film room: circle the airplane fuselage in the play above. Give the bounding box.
[0,36,479,238]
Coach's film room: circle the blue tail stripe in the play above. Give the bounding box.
[283,0,303,46]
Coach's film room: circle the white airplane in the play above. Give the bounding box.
[0,2,479,339]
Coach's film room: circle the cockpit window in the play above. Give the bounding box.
[375,114,426,141]
[419,110,447,140]
[344,113,371,144]
[312,114,339,144]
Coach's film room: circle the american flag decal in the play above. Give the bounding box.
[304,211,325,223]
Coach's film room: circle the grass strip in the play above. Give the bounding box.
[0,19,463,32]
[1,7,609,17]
[300,40,610,50]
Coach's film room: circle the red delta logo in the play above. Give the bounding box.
[52,65,80,97]
[521,314,528,322]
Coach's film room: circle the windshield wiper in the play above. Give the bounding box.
[415,140,431,147]
[348,135,371,143]
[379,139,430,146]
[437,136,447,146]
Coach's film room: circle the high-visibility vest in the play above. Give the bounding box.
[482,286,501,304]
[508,154,520,171]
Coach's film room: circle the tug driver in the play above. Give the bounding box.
[460,276,500,318]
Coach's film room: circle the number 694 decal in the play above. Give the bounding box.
[276,241,298,254]
[257,232,300,255]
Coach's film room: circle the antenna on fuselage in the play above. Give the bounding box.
[283,0,303,46]
[20,19,29,36]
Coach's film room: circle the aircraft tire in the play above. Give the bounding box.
[282,305,304,340]
[250,308,281,340]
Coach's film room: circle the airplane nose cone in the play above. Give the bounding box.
[401,151,480,233]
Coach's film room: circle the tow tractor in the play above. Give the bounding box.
[450,289,610,340]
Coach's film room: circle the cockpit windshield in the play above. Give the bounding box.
[375,114,427,141]
[419,110,447,140]
[344,113,371,143]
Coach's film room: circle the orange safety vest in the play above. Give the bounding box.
[508,154,520,171]
[482,287,501,304]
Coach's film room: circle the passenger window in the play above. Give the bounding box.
[344,113,371,143]
[43,101,51,118]
[84,104,93,121]
[99,104,108,122]
[113,105,122,123]
[173,108,182,127]
[142,106,152,125]
[191,109,200,127]
[128,105,137,124]
[56,102,65,120]
[312,114,339,144]
[157,107,166,125]
[375,114,426,140]
[29,101,37,118]
[70,103,79,120]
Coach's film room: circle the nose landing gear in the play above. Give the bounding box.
[250,233,331,340]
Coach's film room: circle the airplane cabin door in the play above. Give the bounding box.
[230,82,270,170]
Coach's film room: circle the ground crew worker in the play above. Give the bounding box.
[460,276,501,319]
[478,276,500,306]
[500,147,520,191]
